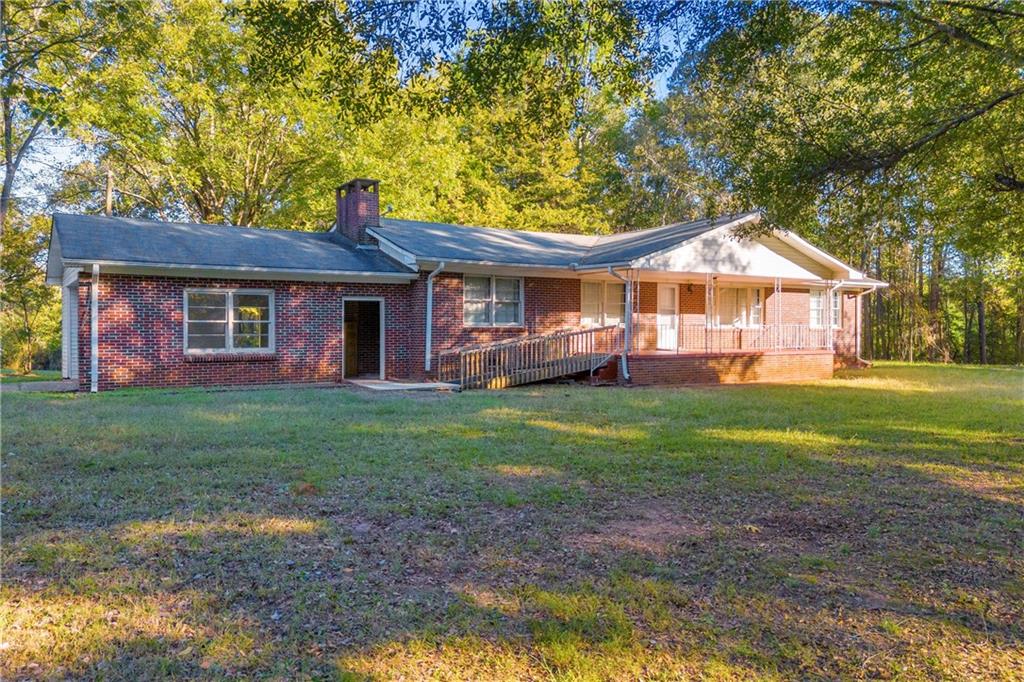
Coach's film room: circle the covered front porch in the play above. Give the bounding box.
[579,269,877,385]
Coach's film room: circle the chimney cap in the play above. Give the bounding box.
[338,178,379,193]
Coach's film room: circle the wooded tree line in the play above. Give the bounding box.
[3,0,1022,371]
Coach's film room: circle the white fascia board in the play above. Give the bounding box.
[62,260,419,283]
[625,213,763,270]
[771,230,864,279]
[367,230,419,268]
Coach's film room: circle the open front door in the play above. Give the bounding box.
[342,298,384,379]
[657,284,678,350]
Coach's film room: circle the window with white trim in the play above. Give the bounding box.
[185,289,274,352]
[716,287,763,327]
[463,276,522,327]
[580,281,626,327]
[810,289,841,328]
[809,289,824,327]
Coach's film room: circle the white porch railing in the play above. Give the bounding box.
[435,325,624,389]
[634,322,835,353]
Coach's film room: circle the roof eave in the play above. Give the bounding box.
[61,259,420,283]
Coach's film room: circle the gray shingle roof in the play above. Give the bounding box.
[373,212,759,268]
[372,218,598,267]
[51,213,413,274]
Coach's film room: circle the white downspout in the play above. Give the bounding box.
[827,281,838,352]
[854,287,876,364]
[607,267,631,381]
[90,263,99,393]
[424,262,445,372]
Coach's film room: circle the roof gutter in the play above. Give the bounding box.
[570,261,632,273]
[60,259,419,282]
[424,262,446,372]
[606,266,631,382]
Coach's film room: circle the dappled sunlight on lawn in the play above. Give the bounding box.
[0,586,227,677]
[488,463,563,478]
[3,363,1022,678]
[117,514,327,544]
[525,417,650,443]
[830,373,942,393]
[700,426,861,451]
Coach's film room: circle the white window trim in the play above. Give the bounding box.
[462,275,524,328]
[580,280,627,327]
[183,288,276,354]
[714,286,764,329]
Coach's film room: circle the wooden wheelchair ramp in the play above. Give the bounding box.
[435,325,624,389]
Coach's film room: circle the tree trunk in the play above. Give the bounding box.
[927,241,944,361]
[1016,291,1024,365]
[977,298,987,365]
[2,92,14,234]
[19,302,34,374]
[963,299,974,363]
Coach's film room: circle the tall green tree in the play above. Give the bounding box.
[1,211,57,372]
[1,0,143,232]
[57,0,349,227]
[658,0,1024,363]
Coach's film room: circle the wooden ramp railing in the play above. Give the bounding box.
[436,325,623,389]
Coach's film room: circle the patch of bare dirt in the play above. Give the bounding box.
[568,505,712,556]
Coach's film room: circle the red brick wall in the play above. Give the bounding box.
[834,291,861,365]
[680,283,706,324]
[75,271,585,390]
[626,350,834,385]
[77,273,420,391]
[427,273,580,357]
[74,270,863,390]
[762,287,808,325]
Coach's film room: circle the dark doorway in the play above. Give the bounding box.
[343,299,383,379]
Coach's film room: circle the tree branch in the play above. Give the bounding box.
[816,88,1024,176]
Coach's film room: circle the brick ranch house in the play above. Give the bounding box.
[45,178,886,392]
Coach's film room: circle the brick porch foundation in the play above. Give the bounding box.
[624,350,835,385]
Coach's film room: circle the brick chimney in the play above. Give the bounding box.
[335,178,380,245]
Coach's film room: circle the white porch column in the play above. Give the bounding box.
[90,263,99,393]
[774,277,782,350]
[607,267,631,381]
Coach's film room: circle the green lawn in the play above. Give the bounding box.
[2,363,1022,680]
[1,368,61,383]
